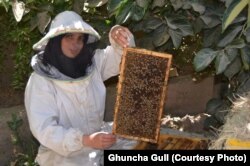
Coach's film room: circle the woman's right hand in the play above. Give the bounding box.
[82,132,117,149]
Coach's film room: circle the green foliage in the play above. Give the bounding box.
[1,0,250,88]
[7,20,40,90]
[106,0,250,80]
[193,48,217,72]
[7,113,39,166]
[7,114,23,145]
[0,0,10,12]
[222,0,250,31]
[11,153,39,166]
[0,15,7,71]
[240,45,250,70]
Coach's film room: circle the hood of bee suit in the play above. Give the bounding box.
[32,10,101,51]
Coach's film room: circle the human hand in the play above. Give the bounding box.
[82,132,116,149]
[111,25,133,48]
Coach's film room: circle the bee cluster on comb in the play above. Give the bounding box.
[113,47,172,143]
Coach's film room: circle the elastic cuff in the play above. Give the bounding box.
[63,129,84,152]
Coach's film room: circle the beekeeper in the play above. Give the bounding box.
[25,10,136,166]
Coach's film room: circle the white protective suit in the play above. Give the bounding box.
[25,11,136,166]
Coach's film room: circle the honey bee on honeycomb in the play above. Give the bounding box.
[113,48,172,143]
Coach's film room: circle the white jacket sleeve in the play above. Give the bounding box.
[94,25,135,81]
[25,73,83,157]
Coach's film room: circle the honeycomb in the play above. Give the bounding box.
[113,48,172,143]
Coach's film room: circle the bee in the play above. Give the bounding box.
[114,48,172,143]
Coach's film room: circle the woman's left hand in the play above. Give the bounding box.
[111,25,133,48]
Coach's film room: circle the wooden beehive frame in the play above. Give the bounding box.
[113,47,172,143]
[134,134,209,150]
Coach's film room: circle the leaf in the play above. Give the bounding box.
[179,22,193,36]
[248,3,250,28]
[226,38,246,49]
[165,17,177,30]
[240,45,250,70]
[191,2,205,14]
[84,0,108,8]
[165,15,193,36]
[236,70,250,84]
[192,18,204,33]
[205,98,223,115]
[132,21,145,31]
[203,25,221,47]
[136,0,150,9]
[182,2,192,10]
[89,18,111,37]
[225,48,238,61]
[151,0,166,9]
[204,116,220,130]
[224,56,242,80]
[246,27,250,42]
[200,15,221,28]
[37,11,51,34]
[217,25,242,47]
[231,14,246,24]
[222,0,248,32]
[220,0,234,8]
[215,49,238,74]
[131,4,145,21]
[166,1,191,10]
[115,1,133,24]
[170,0,184,11]
[156,40,174,52]
[193,48,217,72]
[73,0,84,14]
[12,0,25,22]
[107,0,123,14]
[168,28,183,48]
[7,114,23,130]
[214,110,228,124]
[144,17,163,31]
[236,71,250,94]
[0,0,10,12]
[152,24,170,47]
[204,3,224,17]
[215,50,229,75]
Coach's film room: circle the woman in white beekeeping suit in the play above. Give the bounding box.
[25,11,137,166]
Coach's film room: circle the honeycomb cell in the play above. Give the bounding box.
[113,48,172,143]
